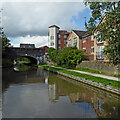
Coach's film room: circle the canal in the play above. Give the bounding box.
[2,65,120,118]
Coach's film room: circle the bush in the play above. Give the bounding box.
[48,47,58,63]
[48,47,87,68]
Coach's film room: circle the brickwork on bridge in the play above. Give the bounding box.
[5,47,45,64]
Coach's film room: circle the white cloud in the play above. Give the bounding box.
[2,2,86,37]
[2,2,87,47]
[9,35,48,48]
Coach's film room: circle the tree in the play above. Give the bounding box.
[2,36,11,48]
[48,47,58,63]
[84,2,120,64]
[0,28,11,48]
[48,47,87,68]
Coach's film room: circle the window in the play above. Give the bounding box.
[64,40,67,44]
[91,35,94,40]
[83,48,86,52]
[50,42,54,46]
[74,38,77,47]
[97,31,103,43]
[97,46,104,59]
[91,47,94,53]
[51,36,54,40]
[58,34,61,38]
[64,35,67,38]
[58,40,60,44]
[69,40,71,47]
[83,37,86,42]
[58,46,61,50]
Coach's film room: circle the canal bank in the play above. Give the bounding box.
[39,65,120,95]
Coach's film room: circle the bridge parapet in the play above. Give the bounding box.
[5,47,45,64]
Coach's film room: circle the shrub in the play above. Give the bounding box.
[48,47,87,68]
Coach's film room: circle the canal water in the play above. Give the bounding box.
[2,65,120,118]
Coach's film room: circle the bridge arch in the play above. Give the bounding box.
[5,47,45,65]
[21,56,37,64]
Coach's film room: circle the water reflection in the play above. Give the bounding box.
[2,66,120,118]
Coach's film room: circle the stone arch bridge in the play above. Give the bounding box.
[5,47,45,64]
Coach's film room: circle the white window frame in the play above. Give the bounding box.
[50,42,54,46]
[50,36,54,40]
[69,40,71,47]
[91,47,94,54]
[74,38,77,47]
[97,31,103,43]
[97,46,104,59]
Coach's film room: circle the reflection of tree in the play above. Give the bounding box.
[48,74,120,118]
[3,68,120,119]
[2,67,48,92]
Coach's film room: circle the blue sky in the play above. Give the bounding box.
[2,2,92,47]
[70,8,91,31]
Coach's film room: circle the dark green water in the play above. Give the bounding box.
[2,65,120,118]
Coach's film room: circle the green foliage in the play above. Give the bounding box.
[48,47,87,68]
[2,37,11,48]
[1,30,11,48]
[16,57,31,64]
[48,47,58,63]
[0,27,11,48]
[85,2,120,64]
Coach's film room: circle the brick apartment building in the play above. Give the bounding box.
[48,19,110,61]
[39,46,49,55]
[93,15,107,61]
[48,25,70,50]
[82,33,94,61]
[67,30,94,61]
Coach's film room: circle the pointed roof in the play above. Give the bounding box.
[49,25,60,29]
[72,30,88,38]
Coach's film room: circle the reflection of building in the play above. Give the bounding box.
[45,77,48,84]
[49,84,59,102]
[48,76,119,118]
[68,91,106,117]
[97,97,104,115]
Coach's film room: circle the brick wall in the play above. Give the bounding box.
[82,35,94,61]
[57,31,69,50]
[76,61,120,75]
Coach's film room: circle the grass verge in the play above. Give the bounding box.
[40,65,120,89]
[55,65,119,78]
